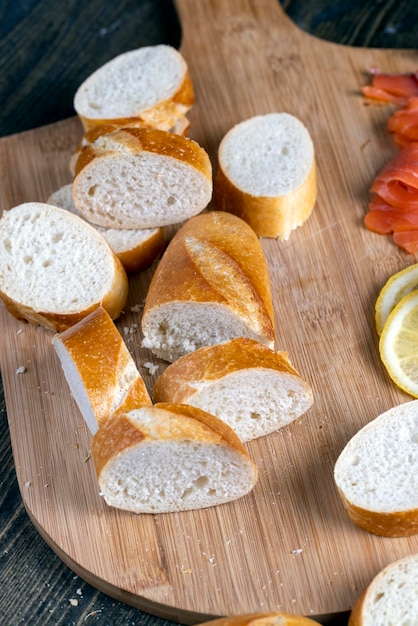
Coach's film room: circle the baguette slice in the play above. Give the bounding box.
[73,45,194,132]
[52,307,152,434]
[197,612,322,626]
[72,127,212,229]
[334,400,418,537]
[0,203,128,332]
[141,211,275,362]
[91,402,258,513]
[214,113,316,240]
[48,184,165,273]
[349,554,418,625]
[153,338,313,442]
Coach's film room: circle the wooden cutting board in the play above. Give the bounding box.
[1,0,418,622]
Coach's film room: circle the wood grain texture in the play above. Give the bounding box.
[1,0,418,624]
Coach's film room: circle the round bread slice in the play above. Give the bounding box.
[349,554,418,625]
[0,203,128,331]
[73,45,194,132]
[214,112,317,240]
[91,402,258,514]
[197,612,322,626]
[52,306,152,434]
[141,211,275,362]
[72,127,213,229]
[334,400,418,537]
[48,184,165,273]
[153,338,313,442]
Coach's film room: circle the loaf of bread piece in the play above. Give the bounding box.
[0,203,128,332]
[91,402,258,513]
[349,554,418,625]
[52,307,152,434]
[141,211,275,362]
[334,400,418,537]
[73,45,194,132]
[72,127,212,229]
[153,337,313,441]
[197,612,322,626]
[48,184,165,273]
[213,113,316,240]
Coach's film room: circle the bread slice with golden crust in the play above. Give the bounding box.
[141,211,275,362]
[214,113,316,240]
[349,554,418,625]
[72,127,212,229]
[0,203,128,332]
[334,400,418,537]
[91,402,258,514]
[153,337,313,441]
[48,184,166,274]
[73,45,194,133]
[52,307,152,434]
[197,611,322,626]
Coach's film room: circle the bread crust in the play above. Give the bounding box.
[141,211,275,351]
[91,402,257,482]
[336,488,418,537]
[214,160,317,240]
[153,337,302,403]
[52,307,152,432]
[197,612,323,626]
[116,227,166,274]
[74,126,211,180]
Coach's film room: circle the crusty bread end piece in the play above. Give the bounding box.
[48,184,166,273]
[348,554,418,625]
[0,203,128,331]
[52,307,152,434]
[73,45,194,132]
[214,113,317,240]
[91,402,258,513]
[72,127,212,230]
[334,400,418,537]
[153,337,313,441]
[141,211,275,362]
[197,612,323,626]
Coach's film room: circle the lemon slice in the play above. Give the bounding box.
[379,290,418,397]
[375,263,418,335]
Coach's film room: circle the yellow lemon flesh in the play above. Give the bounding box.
[375,263,418,336]
[379,290,418,398]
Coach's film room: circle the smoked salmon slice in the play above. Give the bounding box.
[387,97,418,148]
[362,69,418,106]
[393,230,418,254]
[369,143,418,210]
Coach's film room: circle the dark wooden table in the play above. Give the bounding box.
[0,1,417,624]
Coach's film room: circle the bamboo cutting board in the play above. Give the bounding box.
[1,0,418,622]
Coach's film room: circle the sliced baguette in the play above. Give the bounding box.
[197,612,322,626]
[91,402,258,514]
[0,203,128,331]
[348,554,418,625]
[48,184,165,273]
[73,45,194,132]
[334,400,418,537]
[153,337,313,442]
[141,211,275,362]
[214,113,317,240]
[52,306,152,434]
[72,127,212,229]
